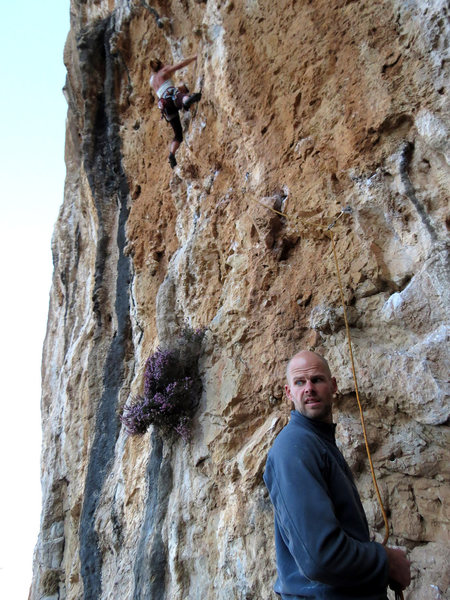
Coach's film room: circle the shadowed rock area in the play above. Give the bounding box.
[31,1,449,599]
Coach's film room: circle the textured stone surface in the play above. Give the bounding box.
[31,1,449,599]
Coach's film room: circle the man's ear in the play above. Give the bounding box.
[331,377,337,394]
[285,383,292,401]
[285,384,295,411]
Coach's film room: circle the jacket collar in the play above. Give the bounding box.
[290,410,336,444]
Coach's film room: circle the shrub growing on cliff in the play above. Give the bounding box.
[121,326,205,441]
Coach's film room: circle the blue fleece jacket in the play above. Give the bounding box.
[263,411,389,599]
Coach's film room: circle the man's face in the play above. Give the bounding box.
[285,352,337,423]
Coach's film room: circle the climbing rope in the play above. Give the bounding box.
[253,196,405,599]
[327,215,390,547]
[327,212,404,600]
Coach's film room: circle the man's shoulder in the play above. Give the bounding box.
[274,413,317,439]
[269,417,319,457]
[264,417,326,490]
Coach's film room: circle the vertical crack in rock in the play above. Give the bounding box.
[398,141,438,242]
[76,14,132,600]
[133,431,173,600]
[63,224,82,355]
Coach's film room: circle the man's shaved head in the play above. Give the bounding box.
[285,350,332,384]
[284,350,336,423]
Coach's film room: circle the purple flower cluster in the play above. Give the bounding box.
[144,348,179,398]
[121,326,206,441]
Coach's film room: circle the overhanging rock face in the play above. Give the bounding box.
[32,1,449,599]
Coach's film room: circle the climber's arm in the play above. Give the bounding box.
[162,55,197,77]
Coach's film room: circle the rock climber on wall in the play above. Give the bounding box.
[150,55,201,168]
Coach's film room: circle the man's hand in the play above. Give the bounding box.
[385,546,411,590]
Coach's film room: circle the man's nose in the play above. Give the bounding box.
[304,379,315,392]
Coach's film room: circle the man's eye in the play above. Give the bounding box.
[312,377,324,383]
[295,380,305,386]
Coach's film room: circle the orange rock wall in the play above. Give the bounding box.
[31,1,449,599]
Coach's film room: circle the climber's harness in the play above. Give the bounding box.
[158,87,178,121]
[157,84,189,122]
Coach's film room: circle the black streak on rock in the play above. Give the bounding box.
[77,15,132,600]
[399,141,437,242]
[133,431,173,600]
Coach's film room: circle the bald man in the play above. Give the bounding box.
[263,351,410,599]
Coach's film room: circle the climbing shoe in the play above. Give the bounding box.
[168,153,177,169]
[183,92,202,110]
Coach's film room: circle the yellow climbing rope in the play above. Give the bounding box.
[327,215,404,600]
[327,225,390,545]
[253,197,404,599]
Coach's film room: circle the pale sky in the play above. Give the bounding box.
[0,1,69,597]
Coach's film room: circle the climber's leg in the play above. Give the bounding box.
[170,140,181,154]
[167,113,183,168]
[182,92,202,110]
[168,151,177,169]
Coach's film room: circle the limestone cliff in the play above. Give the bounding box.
[31,1,449,599]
